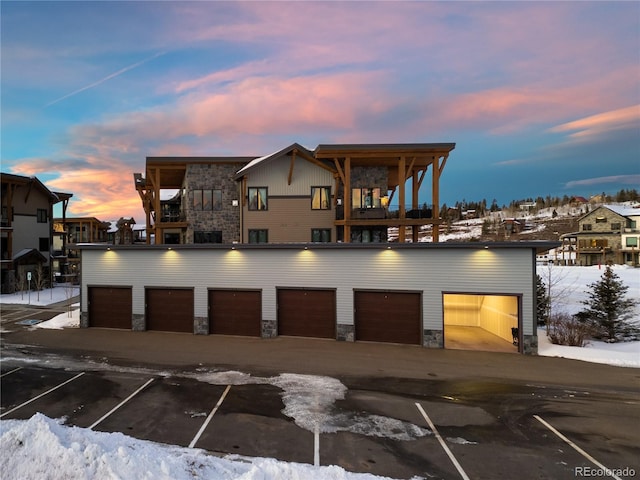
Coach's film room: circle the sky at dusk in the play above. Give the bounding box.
[1,1,639,222]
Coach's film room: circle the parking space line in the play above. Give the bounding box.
[0,367,22,378]
[0,372,85,419]
[189,384,231,449]
[89,377,155,430]
[533,415,623,480]
[416,402,471,480]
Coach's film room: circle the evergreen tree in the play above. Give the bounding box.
[536,274,550,326]
[577,265,639,342]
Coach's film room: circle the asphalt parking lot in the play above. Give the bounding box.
[1,306,639,479]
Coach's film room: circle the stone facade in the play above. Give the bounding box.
[423,329,444,348]
[261,319,277,338]
[337,324,354,342]
[183,163,244,244]
[522,334,538,355]
[80,311,89,328]
[575,207,627,265]
[194,316,208,335]
[132,314,145,331]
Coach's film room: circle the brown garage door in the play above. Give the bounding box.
[277,288,335,339]
[354,290,421,344]
[146,288,194,333]
[209,289,261,337]
[88,286,132,329]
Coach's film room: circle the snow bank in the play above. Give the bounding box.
[0,414,391,480]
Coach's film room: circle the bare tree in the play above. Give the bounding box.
[539,263,577,332]
[33,264,47,301]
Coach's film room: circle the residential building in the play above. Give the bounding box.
[1,173,72,291]
[561,204,640,266]
[134,142,456,245]
[78,241,558,355]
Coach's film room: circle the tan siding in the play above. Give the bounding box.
[244,198,335,242]
[246,155,334,196]
[81,246,536,337]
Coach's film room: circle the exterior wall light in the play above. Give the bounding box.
[232,200,239,207]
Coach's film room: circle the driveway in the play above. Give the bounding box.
[1,312,639,479]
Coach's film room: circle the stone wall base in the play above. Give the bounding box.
[337,324,354,342]
[522,334,538,355]
[194,317,208,335]
[423,329,444,348]
[80,312,89,328]
[262,319,277,338]
[132,314,145,331]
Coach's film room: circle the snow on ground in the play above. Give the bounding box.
[0,414,392,480]
[0,284,79,307]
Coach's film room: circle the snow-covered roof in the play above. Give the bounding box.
[604,204,640,217]
[234,143,312,178]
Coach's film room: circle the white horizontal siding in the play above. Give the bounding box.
[81,246,535,335]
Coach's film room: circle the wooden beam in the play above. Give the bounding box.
[404,157,416,181]
[333,159,345,185]
[398,156,406,243]
[344,157,351,243]
[432,156,442,242]
[417,166,428,190]
[287,150,296,185]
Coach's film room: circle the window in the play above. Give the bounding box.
[595,216,606,223]
[582,224,592,231]
[311,229,331,242]
[37,209,48,223]
[194,231,222,243]
[193,189,222,211]
[311,187,331,210]
[248,187,268,211]
[248,229,268,243]
[611,223,621,231]
[39,237,50,251]
[164,233,181,244]
[626,237,638,247]
[352,188,381,209]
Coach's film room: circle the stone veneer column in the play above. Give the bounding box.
[194,317,208,335]
[336,324,355,342]
[423,329,444,348]
[261,319,277,338]
[132,314,145,331]
[522,334,538,355]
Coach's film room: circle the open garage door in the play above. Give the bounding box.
[354,290,421,345]
[209,289,261,337]
[443,293,519,353]
[145,288,194,333]
[277,288,335,339]
[88,286,132,329]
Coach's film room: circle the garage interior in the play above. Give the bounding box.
[443,294,519,353]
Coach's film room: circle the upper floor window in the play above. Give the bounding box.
[582,224,592,231]
[193,189,222,211]
[248,187,268,211]
[352,188,381,209]
[626,237,638,247]
[311,187,331,210]
[37,208,48,223]
[595,216,606,223]
[611,223,621,231]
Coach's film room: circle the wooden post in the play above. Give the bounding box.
[412,167,419,242]
[398,156,406,243]
[344,157,351,243]
[432,157,441,242]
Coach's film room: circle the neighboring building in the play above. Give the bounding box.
[1,173,72,291]
[54,217,111,282]
[134,143,456,245]
[78,241,559,355]
[561,204,640,266]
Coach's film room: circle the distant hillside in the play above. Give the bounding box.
[388,199,639,243]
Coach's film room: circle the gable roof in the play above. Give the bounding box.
[234,143,316,178]
[1,172,72,204]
